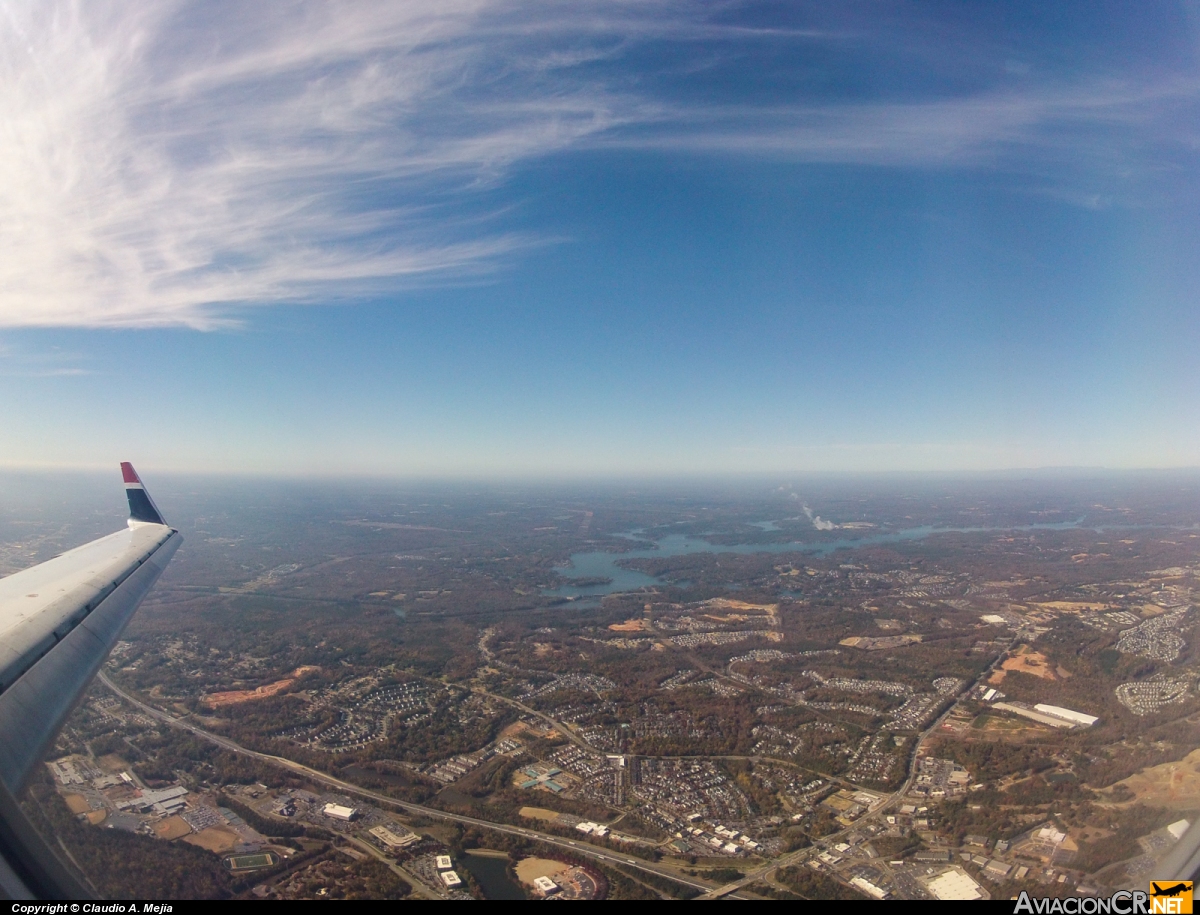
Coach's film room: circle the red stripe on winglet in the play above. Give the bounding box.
[121,462,140,484]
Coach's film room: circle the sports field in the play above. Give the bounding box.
[226,853,277,871]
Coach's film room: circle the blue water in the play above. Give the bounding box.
[750,520,782,532]
[546,518,1087,600]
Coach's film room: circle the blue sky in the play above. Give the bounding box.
[1,1,1198,475]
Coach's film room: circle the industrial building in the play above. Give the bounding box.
[988,698,1098,729]
[1033,704,1098,727]
[992,702,1080,729]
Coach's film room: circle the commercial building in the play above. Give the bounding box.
[440,871,462,888]
[850,876,887,899]
[533,876,559,895]
[913,850,953,863]
[926,868,984,901]
[985,859,1012,879]
[322,803,357,820]
[369,825,420,849]
[436,855,453,870]
[575,821,609,836]
[1036,825,1067,845]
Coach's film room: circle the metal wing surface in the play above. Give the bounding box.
[0,463,180,797]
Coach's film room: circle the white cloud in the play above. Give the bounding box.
[620,76,1200,173]
[0,0,1194,329]
[0,0,633,329]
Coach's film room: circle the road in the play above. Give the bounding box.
[698,647,1011,899]
[345,834,444,900]
[97,672,722,898]
[469,685,596,753]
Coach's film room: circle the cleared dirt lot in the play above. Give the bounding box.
[153,815,193,840]
[990,645,1056,683]
[518,807,564,823]
[1107,747,1200,807]
[183,825,241,852]
[514,857,570,883]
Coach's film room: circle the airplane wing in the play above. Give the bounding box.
[0,464,180,898]
[1159,824,1200,882]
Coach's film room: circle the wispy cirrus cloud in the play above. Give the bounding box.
[0,342,93,376]
[1,0,637,329]
[1,0,1195,329]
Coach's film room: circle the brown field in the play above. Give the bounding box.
[201,666,320,708]
[63,794,90,815]
[515,857,571,884]
[972,714,1050,737]
[183,826,241,852]
[96,754,130,774]
[153,815,193,840]
[518,807,565,823]
[504,720,557,740]
[840,634,922,650]
[1032,601,1113,612]
[608,619,648,632]
[85,811,107,825]
[1106,748,1200,807]
[990,645,1056,683]
[701,598,778,619]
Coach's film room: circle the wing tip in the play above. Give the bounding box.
[121,462,166,525]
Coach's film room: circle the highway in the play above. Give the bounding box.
[100,643,1008,901]
[96,672,726,899]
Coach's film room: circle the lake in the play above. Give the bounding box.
[545,518,1087,600]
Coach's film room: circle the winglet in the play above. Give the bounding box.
[121,462,167,526]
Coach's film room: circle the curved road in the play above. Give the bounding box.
[96,672,726,898]
[698,645,1012,899]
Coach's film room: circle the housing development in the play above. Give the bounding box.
[8,474,1200,900]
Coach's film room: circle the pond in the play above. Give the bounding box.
[458,851,525,900]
